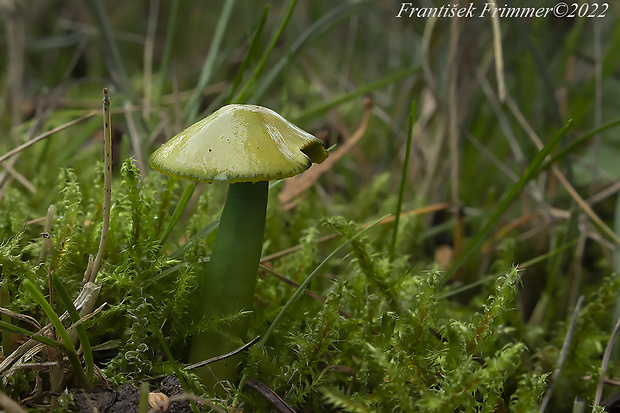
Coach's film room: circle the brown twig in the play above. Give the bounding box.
[244,378,297,413]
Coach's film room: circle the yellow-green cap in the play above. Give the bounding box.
[149,104,328,183]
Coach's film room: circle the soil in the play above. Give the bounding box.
[73,376,192,413]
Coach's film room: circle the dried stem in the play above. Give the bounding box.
[88,89,113,283]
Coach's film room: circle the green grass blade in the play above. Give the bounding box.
[184,0,237,124]
[227,5,270,104]
[438,238,579,300]
[158,182,196,246]
[295,66,419,123]
[155,0,181,108]
[570,20,620,126]
[390,101,415,259]
[143,307,200,413]
[138,381,150,413]
[233,0,297,103]
[440,119,574,286]
[51,272,94,385]
[0,320,65,351]
[169,217,220,260]
[83,0,133,97]
[1,281,12,356]
[254,0,373,101]
[167,181,285,259]
[538,116,620,174]
[22,279,88,387]
[612,191,620,360]
[258,214,389,348]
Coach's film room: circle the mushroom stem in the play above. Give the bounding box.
[189,180,268,388]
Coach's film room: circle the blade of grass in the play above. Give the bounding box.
[514,19,562,128]
[538,116,620,174]
[227,5,270,103]
[51,272,94,386]
[390,101,415,259]
[158,182,196,246]
[295,66,419,123]
[553,169,620,245]
[541,295,584,412]
[613,191,620,360]
[143,307,199,413]
[440,119,574,286]
[154,0,180,108]
[438,238,579,300]
[570,20,620,127]
[258,214,389,348]
[235,215,389,406]
[1,280,12,356]
[138,381,150,413]
[184,0,236,124]
[84,0,133,97]
[254,0,373,101]
[22,279,88,387]
[0,320,63,350]
[168,177,292,259]
[0,111,98,164]
[233,0,296,103]
[168,217,220,260]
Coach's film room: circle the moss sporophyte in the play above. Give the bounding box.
[148,104,328,390]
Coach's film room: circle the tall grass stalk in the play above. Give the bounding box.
[183,0,236,123]
[440,119,574,286]
[390,101,415,259]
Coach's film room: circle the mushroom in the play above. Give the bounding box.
[149,104,328,388]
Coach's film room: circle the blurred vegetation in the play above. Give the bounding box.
[1,0,620,411]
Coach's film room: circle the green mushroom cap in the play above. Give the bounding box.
[149,104,328,183]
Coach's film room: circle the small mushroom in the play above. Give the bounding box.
[148,392,169,412]
[149,104,327,388]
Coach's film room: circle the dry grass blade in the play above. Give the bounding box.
[553,168,620,246]
[0,307,41,331]
[490,3,506,102]
[0,161,36,193]
[0,284,102,377]
[0,111,98,164]
[279,97,373,210]
[66,302,107,335]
